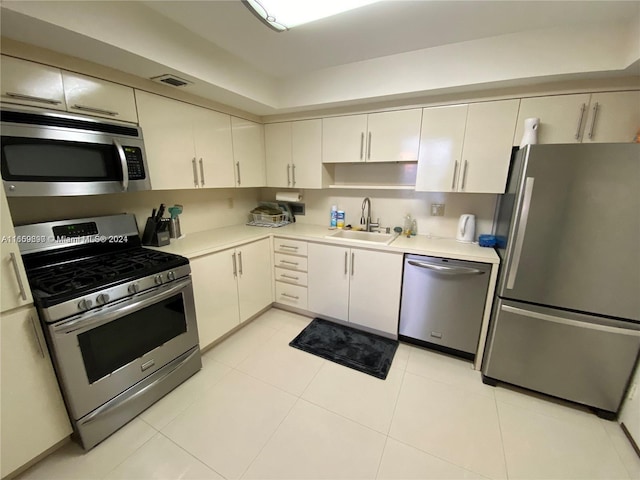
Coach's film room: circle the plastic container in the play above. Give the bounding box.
[403,214,412,236]
[337,210,345,228]
[330,205,338,227]
[478,234,497,247]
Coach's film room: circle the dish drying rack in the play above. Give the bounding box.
[246,202,291,228]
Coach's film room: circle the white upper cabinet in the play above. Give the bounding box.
[265,119,326,189]
[1,55,66,110]
[513,91,640,145]
[322,109,421,163]
[582,91,640,143]
[416,99,519,194]
[231,117,266,187]
[135,91,235,190]
[461,99,520,193]
[61,71,138,123]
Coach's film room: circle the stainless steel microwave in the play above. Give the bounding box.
[1,108,151,196]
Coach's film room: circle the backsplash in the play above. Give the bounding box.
[8,188,260,235]
[261,188,498,240]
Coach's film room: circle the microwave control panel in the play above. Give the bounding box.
[123,146,146,180]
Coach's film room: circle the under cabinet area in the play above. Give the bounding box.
[307,242,403,338]
[415,99,519,194]
[513,91,640,145]
[273,238,308,309]
[191,238,272,349]
[322,109,422,163]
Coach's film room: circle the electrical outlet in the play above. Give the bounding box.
[430,203,445,216]
[227,197,234,209]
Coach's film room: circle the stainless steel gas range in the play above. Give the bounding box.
[15,214,201,450]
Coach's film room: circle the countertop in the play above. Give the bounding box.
[154,223,500,264]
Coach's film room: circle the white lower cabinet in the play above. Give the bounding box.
[307,243,403,337]
[273,238,308,310]
[1,306,72,478]
[191,238,272,349]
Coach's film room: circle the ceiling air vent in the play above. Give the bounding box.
[150,74,192,88]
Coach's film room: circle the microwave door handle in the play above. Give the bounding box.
[113,139,129,191]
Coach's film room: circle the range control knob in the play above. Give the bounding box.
[78,299,93,311]
[128,283,140,294]
[166,271,176,281]
[154,274,163,285]
[96,293,110,305]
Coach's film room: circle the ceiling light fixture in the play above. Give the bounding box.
[242,0,380,32]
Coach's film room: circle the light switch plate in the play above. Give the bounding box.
[431,203,445,216]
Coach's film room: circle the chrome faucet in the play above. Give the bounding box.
[360,197,380,232]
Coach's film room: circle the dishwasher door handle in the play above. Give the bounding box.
[407,260,485,275]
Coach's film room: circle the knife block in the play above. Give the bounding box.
[141,217,170,247]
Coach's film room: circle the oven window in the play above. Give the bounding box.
[78,293,187,384]
[1,137,119,182]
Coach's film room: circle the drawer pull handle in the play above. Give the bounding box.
[280,260,299,266]
[280,274,299,280]
[280,245,298,250]
[5,92,62,105]
[72,104,119,116]
[281,293,300,300]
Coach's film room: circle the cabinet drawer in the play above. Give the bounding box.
[274,267,307,286]
[274,253,307,272]
[275,282,308,309]
[273,238,307,256]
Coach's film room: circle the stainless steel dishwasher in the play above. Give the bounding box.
[399,254,491,359]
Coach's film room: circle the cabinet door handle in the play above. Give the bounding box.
[367,132,372,160]
[29,315,45,358]
[351,252,355,276]
[199,158,205,186]
[279,245,298,250]
[587,102,599,140]
[71,104,119,116]
[232,253,237,277]
[344,251,348,275]
[574,103,586,140]
[287,164,291,186]
[238,251,243,275]
[292,163,296,186]
[5,92,62,105]
[451,161,459,190]
[192,158,198,187]
[359,132,364,160]
[280,274,299,280]
[9,252,28,301]
[281,293,300,300]
[461,160,469,190]
[280,260,299,266]
[236,161,242,185]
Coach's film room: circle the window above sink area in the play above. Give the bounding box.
[325,229,398,245]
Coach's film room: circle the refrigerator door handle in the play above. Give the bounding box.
[506,177,535,290]
[501,305,640,336]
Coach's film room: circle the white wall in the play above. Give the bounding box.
[261,188,497,240]
[8,188,260,235]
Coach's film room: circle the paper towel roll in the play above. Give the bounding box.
[275,192,302,202]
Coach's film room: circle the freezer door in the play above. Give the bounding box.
[499,143,640,321]
[483,299,640,413]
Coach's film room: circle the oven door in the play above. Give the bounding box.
[46,276,199,420]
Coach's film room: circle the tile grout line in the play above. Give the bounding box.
[98,423,159,480]
[599,418,638,480]
[157,430,230,480]
[493,396,512,480]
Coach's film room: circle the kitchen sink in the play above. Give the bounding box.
[325,229,398,245]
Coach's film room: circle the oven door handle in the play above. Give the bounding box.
[53,277,192,335]
[79,347,200,427]
[113,139,129,191]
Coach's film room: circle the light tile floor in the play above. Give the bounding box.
[18,308,640,480]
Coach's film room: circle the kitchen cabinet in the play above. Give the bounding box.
[135,91,235,190]
[513,91,640,145]
[191,238,272,349]
[415,99,519,194]
[1,182,33,313]
[231,117,266,187]
[1,306,72,478]
[322,109,421,163]
[1,55,67,111]
[273,238,308,309]
[265,120,327,189]
[62,71,137,123]
[307,243,402,337]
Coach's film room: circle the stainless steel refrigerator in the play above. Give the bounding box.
[482,143,640,418]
